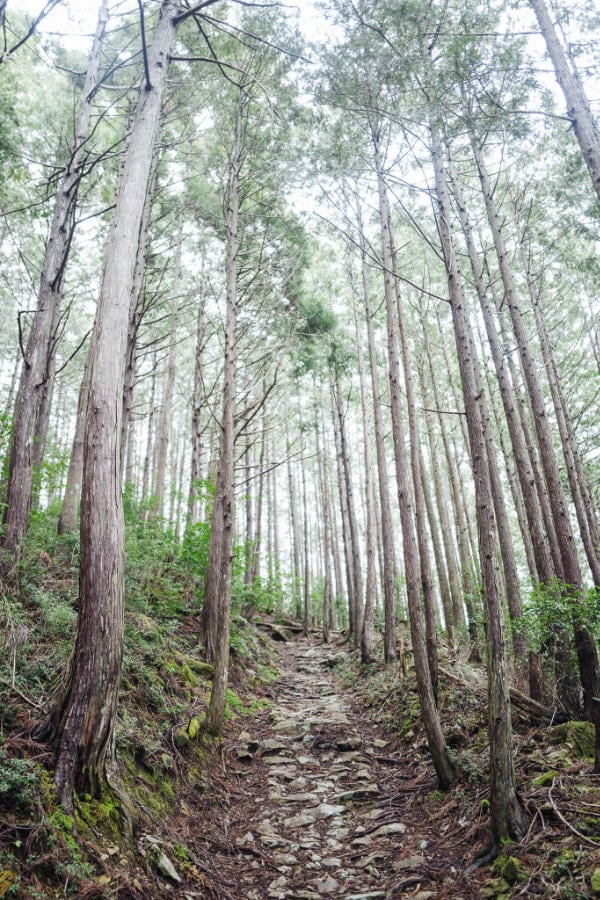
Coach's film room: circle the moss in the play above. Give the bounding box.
[550,721,595,759]
[175,728,189,749]
[591,868,600,896]
[175,652,214,681]
[534,770,559,786]
[567,721,595,759]
[492,854,527,885]
[187,717,201,740]
[76,793,121,843]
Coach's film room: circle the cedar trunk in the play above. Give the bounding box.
[34,1,177,811]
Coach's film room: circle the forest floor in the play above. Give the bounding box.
[3,617,600,898]
[178,634,481,900]
[150,630,600,900]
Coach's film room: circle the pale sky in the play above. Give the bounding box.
[9,0,333,54]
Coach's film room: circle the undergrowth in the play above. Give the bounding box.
[0,501,280,897]
[334,635,600,898]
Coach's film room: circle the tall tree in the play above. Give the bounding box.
[529,0,600,203]
[33,0,178,811]
[1,0,108,580]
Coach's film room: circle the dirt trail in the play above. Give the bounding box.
[184,636,480,899]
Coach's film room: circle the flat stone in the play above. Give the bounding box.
[284,812,318,828]
[289,776,308,789]
[393,855,426,871]
[283,792,320,804]
[235,749,254,761]
[258,739,290,756]
[334,784,380,801]
[268,875,288,898]
[235,832,255,846]
[317,803,346,818]
[321,857,342,868]
[273,720,308,736]
[335,751,362,763]
[351,836,373,847]
[345,894,386,899]
[155,851,181,884]
[273,852,298,865]
[356,852,386,869]
[312,875,339,893]
[371,822,406,837]
[267,767,298,780]
[263,755,295,765]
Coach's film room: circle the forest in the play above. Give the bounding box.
[0,0,599,896]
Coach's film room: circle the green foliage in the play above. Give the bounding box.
[0,749,41,812]
[523,580,600,654]
[123,486,187,619]
[179,519,212,591]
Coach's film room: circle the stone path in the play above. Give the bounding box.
[226,638,436,899]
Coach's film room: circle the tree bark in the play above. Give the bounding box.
[357,202,397,663]
[473,140,600,732]
[373,131,452,787]
[1,0,108,578]
[352,284,377,662]
[332,369,363,640]
[57,350,91,534]
[34,0,177,812]
[529,0,600,203]
[204,89,245,735]
[430,121,527,843]
[187,294,207,525]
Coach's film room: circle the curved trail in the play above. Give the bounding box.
[193,637,476,899]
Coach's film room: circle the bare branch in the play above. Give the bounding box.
[137,0,152,90]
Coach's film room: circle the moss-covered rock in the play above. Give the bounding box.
[492,854,527,885]
[550,721,595,759]
[175,652,214,681]
[175,716,203,748]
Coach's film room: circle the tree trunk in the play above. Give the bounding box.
[153,264,181,518]
[473,140,600,727]
[57,349,91,534]
[352,286,377,662]
[419,439,454,642]
[1,0,108,578]
[524,250,600,585]
[389,221,439,693]
[373,132,452,787]
[286,426,302,620]
[430,121,527,844]
[331,383,356,635]
[332,369,363,640]
[529,0,600,203]
[358,203,397,663]
[141,350,158,514]
[302,459,311,636]
[204,90,245,735]
[187,294,207,525]
[34,0,177,812]
[120,147,160,480]
[447,158,556,586]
